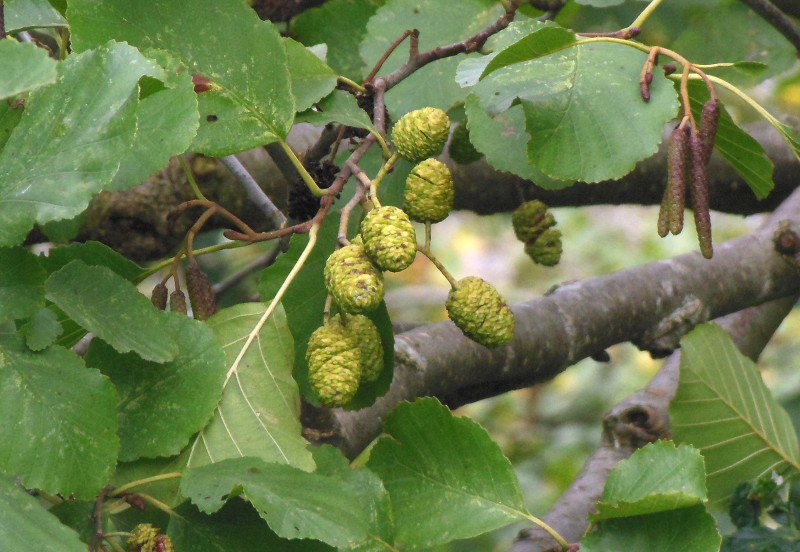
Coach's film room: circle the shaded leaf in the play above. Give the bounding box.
[0,475,87,552]
[68,0,294,155]
[284,37,338,112]
[480,25,576,79]
[0,246,45,321]
[581,505,721,552]
[45,261,178,363]
[291,0,384,81]
[86,314,226,461]
[22,307,63,351]
[5,0,67,32]
[593,441,706,520]
[181,457,371,548]
[295,89,376,134]
[0,99,24,152]
[671,324,800,505]
[39,240,144,281]
[360,0,503,115]
[0,336,119,498]
[0,40,57,99]
[0,41,160,246]
[187,302,313,471]
[367,398,528,548]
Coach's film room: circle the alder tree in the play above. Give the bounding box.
[2,0,800,551]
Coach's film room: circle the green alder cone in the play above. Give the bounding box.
[511,200,556,243]
[324,242,384,313]
[391,107,450,162]
[128,523,174,552]
[525,228,562,267]
[404,158,455,223]
[306,318,362,407]
[446,276,515,348]
[340,313,384,382]
[360,206,417,272]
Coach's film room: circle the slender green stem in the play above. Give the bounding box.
[629,0,666,29]
[137,240,249,282]
[106,538,127,552]
[521,513,570,550]
[112,473,182,496]
[576,36,649,54]
[370,152,400,206]
[178,155,208,201]
[102,532,132,538]
[418,245,458,288]
[424,222,432,250]
[370,129,392,158]
[337,75,367,93]
[136,492,185,520]
[278,138,325,196]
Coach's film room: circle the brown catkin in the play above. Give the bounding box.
[667,125,690,235]
[150,282,168,310]
[689,131,713,258]
[169,290,188,315]
[657,184,671,238]
[698,99,720,165]
[185,262,218,321]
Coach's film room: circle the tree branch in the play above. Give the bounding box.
[328,186,800,458]
[739,0,800,53]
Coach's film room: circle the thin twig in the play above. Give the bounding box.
[0,2,5,40]
[219,154,286,230]
[90,485,115,552]
[739,0,800,54]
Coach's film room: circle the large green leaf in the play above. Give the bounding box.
[671,324,800,505]
[0,40,57,99]
[0,475,87,552]
[360,0,503,115]
[85,314,226,462]
[45,261,178,363]
[109,50,199,192]
[284,38,338,112]
[0,247,45,322]
[291,0,384,80]
[686,81,773,199]
[5,0,67,32]
[295,90,377,135]
[581,505,720,552]
[480,25,576,79]
[366,398,528,548]
[68,0,294,156]
[0,336,119,498]
[592,441,706,520]
[0,41,160,246]
[39,241,144,281]
[181,457,371,548]
[168,501,335,552]
[186,302,313,472]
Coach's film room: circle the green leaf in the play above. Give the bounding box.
[108,50,199,192]
[671,324,800,506]
[168,500,335,552]
[181,457,371,547]
[686,81,773,199]
[85,314,226,461]
[581,505,721,552]
[68,0,294,155]
[5,0,67,32]
[45,260,178,363]
[464,94,572,189]
[592,441,707,520]
[111,453,189,509]
[0,475,87,552]
[0,40,57,99]
[0,41,160,246]
[0,99,24,152]
[360,0,504,115]
[39,241,144,281]
[291,0,384,81]
[22,307,63,351]
[295,89,377,135]
[366,398,528,548]
[284,38,338,112]
[187,302,314,472]
[0,336,119,498]
[0,246,45,321]
[480,25,576,79]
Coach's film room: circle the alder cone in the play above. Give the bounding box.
[512,200,556,243]
[306,319,361,407]
[185,262,218,321]
[446,276,515,348]
[525,228,562,267]
[404,158,455,223]
[391,107,450,162]
[324,243,384,314]
[360,206,417,272]
[128,523,173,552]
[341,314,384,382]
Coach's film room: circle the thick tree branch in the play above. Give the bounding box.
[328,187,800,458]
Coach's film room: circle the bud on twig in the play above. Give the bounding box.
[185,262,218,321]
[150,282,168,310]
[667,125,690,235]
[689,131,713,258]
[169,290,188,315]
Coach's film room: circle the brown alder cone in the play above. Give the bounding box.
[169,290,188,315]
[150,282,168,310]
[185,262,219,321]
[689,131,713,258]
